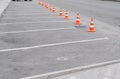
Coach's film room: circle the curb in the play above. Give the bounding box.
[0,0,11,18]
[21,59,120,79]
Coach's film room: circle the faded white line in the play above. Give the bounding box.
[2,17,63,20]
[70,77,77,79]
[20,57,120,79]
[0,27,74,34]
[0,37,109,52]
[4,11,51,13]
[0,20,74,25]
[5,10,49,12]
[3,11,52,14]
[3,13,54,15]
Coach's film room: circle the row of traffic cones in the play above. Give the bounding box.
[38,0,96,32]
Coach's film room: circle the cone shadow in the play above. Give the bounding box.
[74,25,87,29]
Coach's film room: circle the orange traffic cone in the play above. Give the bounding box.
[52,8,56,13]
[46,4,48,8]
[64,10,69,20]
[45,3,47,8]
[49,5,52,11]
[44,4,46,7]
[44,3,46,7]
[38,1,40,5]
[42,2,44,6]
[88,18,96,32]
[75,13,81,25]
[59,8,63,16]
[39,1,42,5]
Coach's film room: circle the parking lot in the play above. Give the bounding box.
[0,0,120,79]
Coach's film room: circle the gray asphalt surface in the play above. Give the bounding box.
[44,0,120,27]
[0,0,120,79]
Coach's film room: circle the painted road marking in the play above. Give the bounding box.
[2,17,63,20]
[3,13,54,15]
[56,54,83,61]
[21,55,120,79]
[0,27,74,34]
[5,10,50,12]
[4,11,51,14]
[3,11,52,14]
[2,15,55,17]
[70,77,77,79]
[56,57,69,61]
[0,37,108,52]
[0,20,74,25]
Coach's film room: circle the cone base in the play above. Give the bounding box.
[88,28,96,32]
[75,22,81,25]
[75,19,81,25]
[64,16,69,20]
[59,14,63,16]
[52,11,56,13]
[65,18,69,20]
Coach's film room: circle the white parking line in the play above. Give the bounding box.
[20,57,120,79]
[3,13,53,15]
[4,11,51,13]
[0,27,74,34]
[5,10,49,12]
[2,17,63,20]
[0,37,109,52]
[4,10,50,13]
[70,77,77,79]
[0,20,74,25]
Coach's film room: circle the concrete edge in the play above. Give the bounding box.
[0,0,11,18]
[20,59,120,79]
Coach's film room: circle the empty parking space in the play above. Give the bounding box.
[0,26,108,50]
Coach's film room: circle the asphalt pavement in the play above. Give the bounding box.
[44,0,120,27]
[0,0,120,79]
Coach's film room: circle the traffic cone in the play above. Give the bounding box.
[45,3,47,8]
[40,2,42,5]
[39,1,42,5]
[42,2,44,6]
[44,3,46,7]
[38,1,40,5]
[49,5,52,11]
[64,10,69,20]
[52,7,56,13]
[88,18,96,32]
[75,13,81,25]
[46,4,48,8]
[59,8,63,16]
